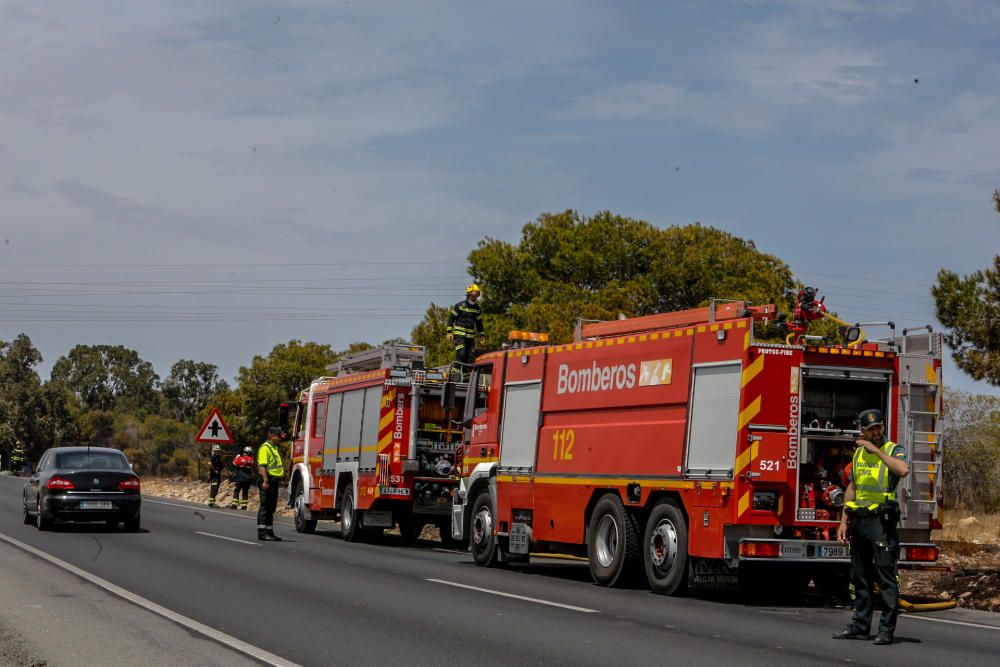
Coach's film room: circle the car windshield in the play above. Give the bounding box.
[55,452,129,470]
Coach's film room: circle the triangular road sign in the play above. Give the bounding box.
[196,408,234,444]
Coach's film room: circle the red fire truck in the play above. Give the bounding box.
[450,296,944,594]
[284,344,470,542]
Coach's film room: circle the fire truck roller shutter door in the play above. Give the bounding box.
[359,386,382,470]
[685,363,743,477]
[498,382,543,470]
[323,393,344,470]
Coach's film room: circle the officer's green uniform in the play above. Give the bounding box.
[844,435,906,636]
[257,438,285,541]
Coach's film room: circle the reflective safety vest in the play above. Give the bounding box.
[447,299,484,339]
[11,447,25,463]
[846,440,902,511]
[257,442,285,479]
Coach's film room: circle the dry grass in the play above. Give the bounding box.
[933,510,1000,544]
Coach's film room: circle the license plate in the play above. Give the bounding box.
[362,510,392,528]
[818,545,850,559]
[509,522,530,555]
[79,501,113,510]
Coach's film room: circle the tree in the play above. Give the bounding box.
[50,344,160,412]
[412,210,796,366]
[161,359,229,423]
[941,388,1000,511]
[932,193,1000,385]
[0,334,47,461]
[235,340,338,440]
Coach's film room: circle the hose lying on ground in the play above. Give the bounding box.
[899,597,958,612]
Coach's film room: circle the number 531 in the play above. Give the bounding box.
[552,429,575,460]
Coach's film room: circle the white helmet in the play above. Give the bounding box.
[211,444,220,451]
[243,446,252,454]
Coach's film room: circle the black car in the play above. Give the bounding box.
[22,447,141,531]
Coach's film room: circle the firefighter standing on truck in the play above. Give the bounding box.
[833,408,910,646]
[257,427,285,541]
[447,283,485,367]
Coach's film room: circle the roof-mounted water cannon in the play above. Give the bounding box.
[783,286,865,347]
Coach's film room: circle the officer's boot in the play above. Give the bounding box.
[266,527,283,542]
[258,528,269,541]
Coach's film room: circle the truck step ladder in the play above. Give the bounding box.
[896,329,944,529]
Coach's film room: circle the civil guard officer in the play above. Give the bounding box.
[257,427,286,541]
[833,408,909,645]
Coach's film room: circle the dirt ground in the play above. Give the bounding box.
[900,513,1000,612]
[142,478,999,611]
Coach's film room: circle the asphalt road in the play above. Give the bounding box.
[1,474,997,666]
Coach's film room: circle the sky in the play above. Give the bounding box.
[0,0,997,396]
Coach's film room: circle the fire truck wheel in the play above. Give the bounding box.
[294,486,317,534]
[643,501,689,595]
[587,494,641,587]
[471,492,500,567]
[340,488,364,542]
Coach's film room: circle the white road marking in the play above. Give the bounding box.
[195,531,260,546]
[904,615,1000,632]
[0,532,302,667]
[144,498,295,526]
[427,578,599,613]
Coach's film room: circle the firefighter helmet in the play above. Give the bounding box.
[466,283,481,295]
[243,446,252,454]
[857,409,883,430]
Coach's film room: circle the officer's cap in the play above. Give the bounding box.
[857,409,884,429]
[268,426,282,435]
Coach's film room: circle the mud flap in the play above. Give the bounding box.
[688,557,739,589]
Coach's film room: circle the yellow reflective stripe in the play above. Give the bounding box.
[738,396,762,431]
[742,355,764,387]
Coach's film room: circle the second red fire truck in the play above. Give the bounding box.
[285,291,943,595]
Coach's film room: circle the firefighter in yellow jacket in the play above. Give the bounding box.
[833,409,909,645]
[257,427,286,541]
[446,284,485,367]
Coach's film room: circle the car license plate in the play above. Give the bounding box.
[509,522,530,555]
[818,545,849,559]
[80,501,113,510]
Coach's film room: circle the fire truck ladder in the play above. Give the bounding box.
[897,329,943,528]
[328,343,426,375]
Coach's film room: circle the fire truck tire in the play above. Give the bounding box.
[471,492,500,567]
[642,500,688,595]
[587,494,641,587]
[340,488,364,542]
[294,486,317,534]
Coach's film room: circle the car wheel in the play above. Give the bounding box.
[36,500,52,531]
[470,491,500,567]
[587,494,640,587]
[643,500,689,595]
[22,498,33,525]
[124,513,141,532]
[294,485,317,534]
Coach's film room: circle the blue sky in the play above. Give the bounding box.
[0,0,997,395]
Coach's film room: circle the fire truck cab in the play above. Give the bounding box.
[285,344,470,543]
[451,300,943,594]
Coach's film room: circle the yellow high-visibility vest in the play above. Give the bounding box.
[847,440,902,510]
[257,442,285,478]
